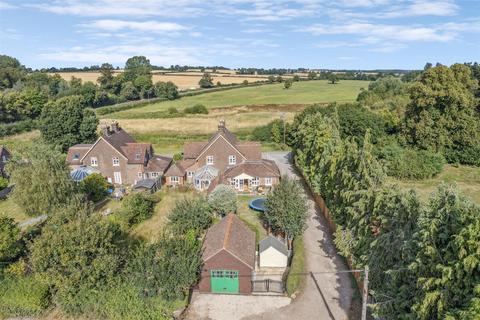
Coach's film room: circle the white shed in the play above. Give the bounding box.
[259,236,289,268]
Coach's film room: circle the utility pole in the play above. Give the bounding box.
[361,265,369,320]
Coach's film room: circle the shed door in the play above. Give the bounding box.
[210,270,239,294]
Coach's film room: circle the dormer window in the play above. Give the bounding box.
[90,157,98,166]
[73,153,80,160]
[229,155,236,165]
[112,157,120,166]
[135,153,141,160]
[206,155,214,165]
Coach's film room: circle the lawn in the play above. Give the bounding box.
[391,164,480,204]
[130,189,198,243]
[236,195,267,245]
[0,197,28,223]
[105,80,369,119]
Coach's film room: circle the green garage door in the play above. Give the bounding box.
[210,270,239,294]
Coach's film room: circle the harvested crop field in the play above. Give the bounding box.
[48,71,269,90]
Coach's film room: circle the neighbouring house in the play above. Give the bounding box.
[199,213,256,294]
[258,236,289,268]
[66,121,172,186]
[0,145,11,177]
[165,120,280,192]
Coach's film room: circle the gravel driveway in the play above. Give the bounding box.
[246,151,354,320]
[185,152,353,320]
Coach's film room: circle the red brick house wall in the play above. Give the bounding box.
[195,137,245,172]
[199,249,253,294]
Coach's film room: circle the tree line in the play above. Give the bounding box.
[290,109,479,319]
[0,55,180,124]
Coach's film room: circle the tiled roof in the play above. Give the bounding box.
[164,162,185,177]
[237,142,262,160]
[66,144,93,164]
[223,160,281,179]
[202,213,256,269]
[120,143,151,164]
[146,155,172,173]
[184,142,207,159]
[259,236,288,256]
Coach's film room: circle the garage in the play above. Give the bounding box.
[210,270,239,293]
[199,214,256,294]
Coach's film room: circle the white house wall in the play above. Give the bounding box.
[259,247,288,268]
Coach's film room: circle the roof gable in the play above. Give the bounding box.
[202,213,256,269]
[259,236,288,256]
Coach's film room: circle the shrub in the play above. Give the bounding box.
[208,184,237,216]
[184,104,208,114]
[0,177,8,190]
[172,152,183,162]
[167,107,179,114]
[0,120,37,138]
[0,215,24,263]
[119,193,155,226]
[167,197,212,235]
[80,173,110,202]
[0,276,50,317]
[286,236,304,296]
[377,142,445,179]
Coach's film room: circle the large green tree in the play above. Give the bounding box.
[0,215,24,263]
[403,64,480,165]
[39,95,98,151]
[167,197,212,235]
[411,185,480,319]
[264,175,308,244]
[30,208,123,314]
[124,56,152,82]
[7,143,77,216]
[0,55,26,89]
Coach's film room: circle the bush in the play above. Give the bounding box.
[0,120,37,138]
[184,104,208,114]
[208,184,237,216]
[0,215,24,263]
[172,152,182,162]
[0,276,50,317]
[0,177,8,190]
[377,142,445,179]
[167,198,212,235]
[80,173,110,202]
[286,236,304,296]
[119,193,155,227]
[167,107,179,114]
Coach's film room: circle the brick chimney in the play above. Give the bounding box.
[218,119,226,132]
[110,121,120,132]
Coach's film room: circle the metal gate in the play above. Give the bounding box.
[252,279,284,293]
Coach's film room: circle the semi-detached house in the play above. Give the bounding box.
[165,120,280,192]
[66,122,172,186]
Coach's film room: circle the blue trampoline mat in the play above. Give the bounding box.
[249,198,266,212]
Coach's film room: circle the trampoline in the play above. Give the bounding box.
[249,198,266,212]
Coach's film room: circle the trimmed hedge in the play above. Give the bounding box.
[0,276,50,317]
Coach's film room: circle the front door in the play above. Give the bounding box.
[113,172,122,184]
[210,269,239,294]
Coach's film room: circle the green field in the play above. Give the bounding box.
[392,164,480,204]
[106,80,369,119]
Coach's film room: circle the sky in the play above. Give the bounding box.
[0,0,479,70]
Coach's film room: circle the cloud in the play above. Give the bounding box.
[39,43,205,65]
[302,22,459,43]
[81,20,189,33]
[383,0,458,18]
[0,1,15,9]
[29,0,205,17]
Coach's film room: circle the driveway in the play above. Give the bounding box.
[247,151,354,320]
[185,152,354,320]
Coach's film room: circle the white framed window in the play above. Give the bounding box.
[251,177,259,186]
[114,172,122,184]
[107,177,112,183]
[138,172,143,178]
[265,177,272,186]
[112,157,120,166]
[228,155,236,165]
[135,153,141,160]
[171,176,179,183]
[150,172,157,178]
[90,157,98,166]
[230,178,235,186]
[187,171,194,177]
[206,155,214,165]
